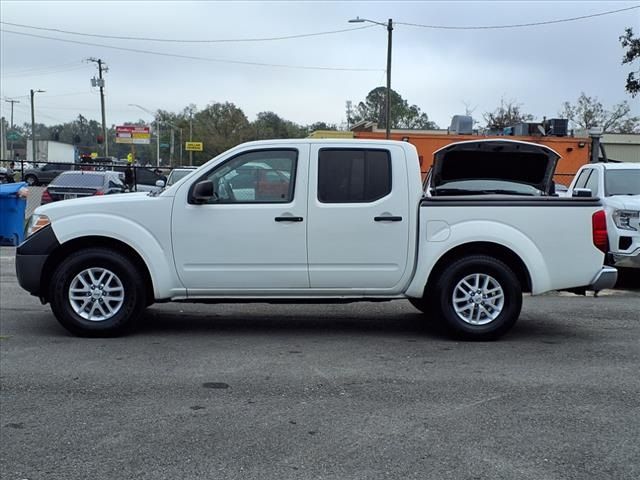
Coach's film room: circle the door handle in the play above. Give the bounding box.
[275,216,303,222]
[374,216,403,222]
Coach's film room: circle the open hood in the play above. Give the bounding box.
[431,139,561,194]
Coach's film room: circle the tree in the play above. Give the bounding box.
[192,101,251,161]
[483,99,533,130]
[560,92,639,133]
[620,27,640,97]
[251,111,307,139]
[306,121,337,133]
[348,87,438,130]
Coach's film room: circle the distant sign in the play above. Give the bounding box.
[7,131,21,142]
[185,141,203,152]
[116,125,151,145]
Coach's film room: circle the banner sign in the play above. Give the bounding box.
[116,125,151,145]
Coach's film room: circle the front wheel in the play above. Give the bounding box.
[434,255,522,340]
[24,175,38,186]
[49,248,147,337]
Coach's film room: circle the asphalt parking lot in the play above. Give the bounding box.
[1,248,639,480]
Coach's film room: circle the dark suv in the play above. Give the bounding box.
[23,163,74,186]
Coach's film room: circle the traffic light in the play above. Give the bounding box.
[96,135,104,144]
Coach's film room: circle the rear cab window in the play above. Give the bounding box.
[317,149,391,203]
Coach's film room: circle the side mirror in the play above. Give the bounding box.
[155,179,165,188]
[572,188,592,198]
[192,180,215,203]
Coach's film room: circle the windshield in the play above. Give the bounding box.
[167,169,193,186]
[605,170,640,196]
[50,173,104,188]
[433,179,543,196]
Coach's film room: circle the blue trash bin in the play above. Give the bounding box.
[0,182,28,246]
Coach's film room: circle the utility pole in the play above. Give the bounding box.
[189,110,193,166]
[348,17,393,139]
[384,18,393,140]
[87,58,109,157]
[4,98,19,158]
[30,89,45,163]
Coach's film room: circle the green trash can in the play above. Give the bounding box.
[0,182,28,246]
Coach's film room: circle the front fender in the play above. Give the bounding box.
[52,213,183,299]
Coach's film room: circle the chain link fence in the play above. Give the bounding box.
[1,158,193,218]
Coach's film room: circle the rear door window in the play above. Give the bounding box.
[317,149,391,203]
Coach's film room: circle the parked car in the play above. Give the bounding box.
[23,162,74,186]
[165,167,197,186]
[0,167,15,184]
[567,162,640,269]
[111,166,165,192]
[40,171,126,204]
[17,139,615,339]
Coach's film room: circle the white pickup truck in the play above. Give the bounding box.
[16,139,616,340]
[567,162,640,269]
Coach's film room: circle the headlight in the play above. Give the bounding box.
[26,214,51,237]
[612,209,639,231]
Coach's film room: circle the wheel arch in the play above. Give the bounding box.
[423,241,532,296]
[41,236,155,305]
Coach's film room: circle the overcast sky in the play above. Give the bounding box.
[1,1,639,130]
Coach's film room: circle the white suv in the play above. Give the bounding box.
[568,162,640,268]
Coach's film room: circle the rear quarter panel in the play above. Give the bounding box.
[408,198,604,296]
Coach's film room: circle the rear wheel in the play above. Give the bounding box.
[49,248,146,337]
[434,255,522,340]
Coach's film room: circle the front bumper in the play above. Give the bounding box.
[589,266,618,292]
[610,248,640,269]
[15,225,60,297]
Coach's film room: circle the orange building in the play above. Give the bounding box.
[352,129,592,186]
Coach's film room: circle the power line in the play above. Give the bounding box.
[0,29,384,72]
[2,64,89,79]
[0,21,376,43]
[1,61,82,75]
[396,5,639,30]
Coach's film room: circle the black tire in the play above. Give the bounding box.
[25,175,38,186]
[49,248,147,337]
[434,255,522,340]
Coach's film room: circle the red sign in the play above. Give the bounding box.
[115,125,151,144]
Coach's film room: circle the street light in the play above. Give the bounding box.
[129,103,160,167]
[349,16,393,139]
[30,89,45,163]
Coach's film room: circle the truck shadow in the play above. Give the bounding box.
[136,307,581,342]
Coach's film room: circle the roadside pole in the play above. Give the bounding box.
[189,111,193,166]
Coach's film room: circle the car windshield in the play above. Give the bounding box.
[433,179,542,196]
[50,173,104,188]
[605,170,640,196]
[167,169,193,185]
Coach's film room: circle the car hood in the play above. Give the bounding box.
[431,139,560,194]
[34,192,151,220]
[603,194,640,210]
